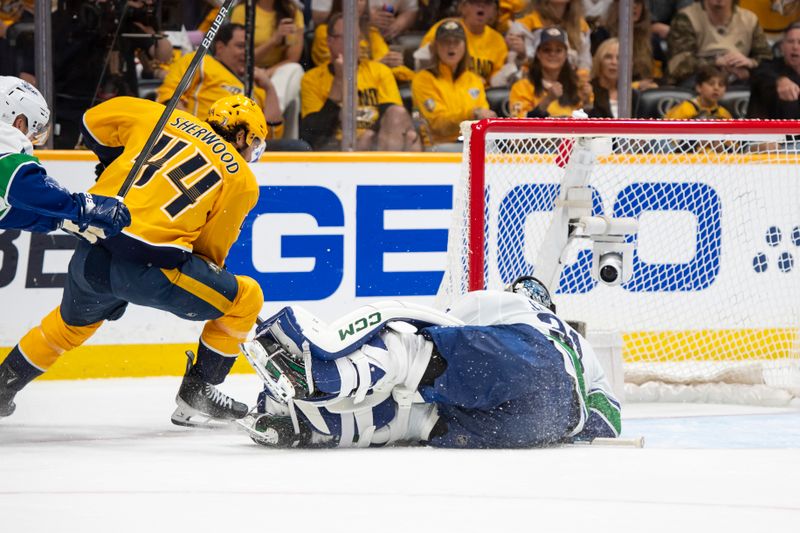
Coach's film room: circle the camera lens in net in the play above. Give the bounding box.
[599,264,619,284]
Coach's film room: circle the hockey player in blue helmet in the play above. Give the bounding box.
[506,275,556,313]
[0,76,131,418]
[0,76,131,239]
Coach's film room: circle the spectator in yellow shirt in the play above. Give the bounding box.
[664,64,732,120]
[312,0,415,83]
[509,26,591,117]
[231,0,305,138]
[412,19,496,150]
[300,13,421,151]
[417,0,509,86]
[156,23,310,151]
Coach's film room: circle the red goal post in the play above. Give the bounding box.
[442,117,800,404]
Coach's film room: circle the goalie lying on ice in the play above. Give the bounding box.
[240,279,621,448]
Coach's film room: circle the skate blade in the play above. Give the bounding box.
[234,415,281,446]
[170,398,237,430]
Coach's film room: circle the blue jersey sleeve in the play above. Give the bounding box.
[4,155,82,226]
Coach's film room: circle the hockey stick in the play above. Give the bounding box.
[568,436,645,448]
[243,0,256,98]
[115,0,236,199]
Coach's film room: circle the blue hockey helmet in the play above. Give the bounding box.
[507,275,556,313]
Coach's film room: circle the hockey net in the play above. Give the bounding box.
[438,118,800,405]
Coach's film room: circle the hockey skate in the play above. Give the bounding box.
[171,351,249,428]
[237,410,333,448]
[0,365,19,417]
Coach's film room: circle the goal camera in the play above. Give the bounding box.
[569,215,637,287]
[592,240,634,286]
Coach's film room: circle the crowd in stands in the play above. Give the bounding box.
[3,0,800,151]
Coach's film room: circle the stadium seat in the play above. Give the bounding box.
[635,87,693,118]
[485,86,510,117]
[393,32,425,69]
[720,89,751,119]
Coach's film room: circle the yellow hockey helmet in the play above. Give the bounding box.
[206,94,268,160]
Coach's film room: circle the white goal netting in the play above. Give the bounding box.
[438,118,800,404]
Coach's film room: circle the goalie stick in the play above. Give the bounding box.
[115,0,236,199]
[569,436,645,448]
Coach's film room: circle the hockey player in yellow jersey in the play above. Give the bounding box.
[0,95,267,426]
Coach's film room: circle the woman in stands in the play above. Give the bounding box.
[231,0,305,138]
[507,0,592,78]
[590,0,662,90]
[587,37,639,117]
[411,20,495,151]
[509,26,591,117]
[311,0,415,84]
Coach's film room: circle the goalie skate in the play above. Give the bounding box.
[236,411,332,448]
[171,351,248,428]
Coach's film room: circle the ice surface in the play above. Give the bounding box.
[1,376,799,532]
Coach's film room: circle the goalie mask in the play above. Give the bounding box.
[0,76,50,145]
[507,275,556,313]
[206,94,267,163]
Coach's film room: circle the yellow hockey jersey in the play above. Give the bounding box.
[156,53,282,139]
[411,66,489,144]
[81,97,259,268]
[421,18,508,84]
[301,60,402,135]
[509,78,583,118]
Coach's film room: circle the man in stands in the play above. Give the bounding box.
[157,22,309,152]
[747,22,800,119]
[667,0,772,88]
[300,13,421,151]
[0,94,266,427]
[240,277,621,448]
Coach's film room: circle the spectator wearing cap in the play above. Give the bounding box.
[507,0,592,79]
[416,0,509,87]
[300,13,421,151]
[509,26,591,117]
[747,22,800,119]
[667,0,772,88]
[412,19,495,150]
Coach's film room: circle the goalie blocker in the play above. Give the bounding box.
[240,283,621,448]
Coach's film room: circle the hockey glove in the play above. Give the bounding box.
[72,193,131,237]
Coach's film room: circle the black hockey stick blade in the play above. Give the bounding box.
[115,0,236,200]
